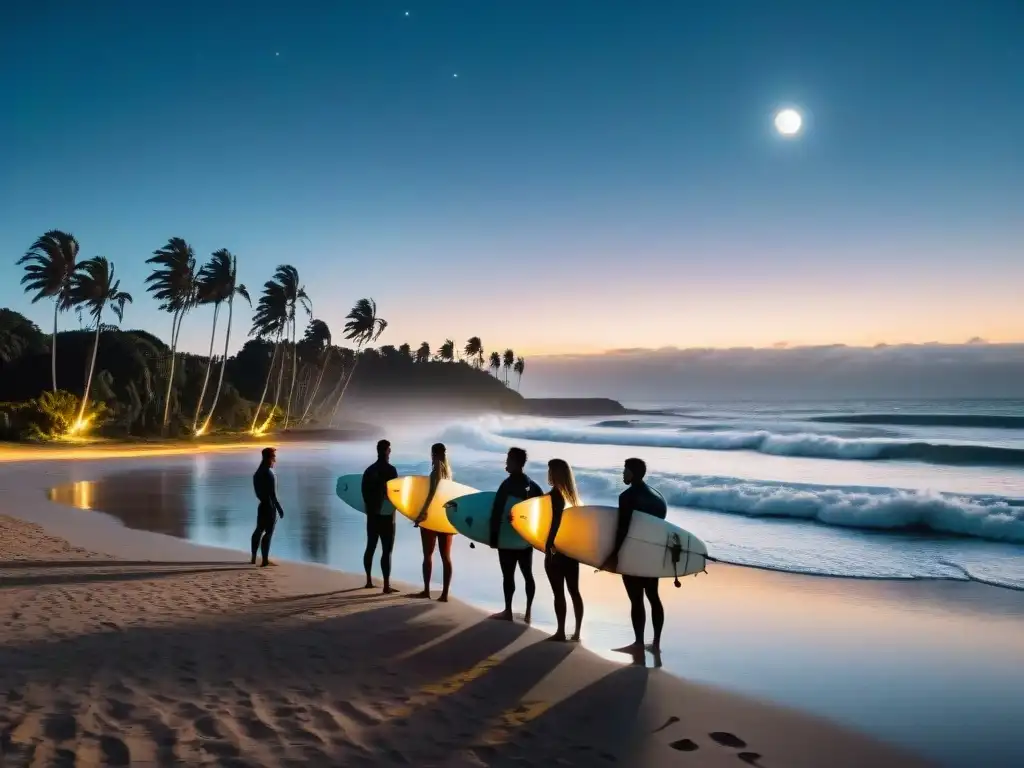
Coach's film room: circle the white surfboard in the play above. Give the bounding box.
[510,496,707,580]
[335,473,396,516]
[387,476,477,535]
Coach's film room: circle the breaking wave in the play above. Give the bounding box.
[809,413,1024,430]
[495,425,1024,467]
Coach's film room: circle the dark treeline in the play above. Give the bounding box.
[1,231,528,440]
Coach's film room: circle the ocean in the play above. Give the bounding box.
[49,398,1024,767]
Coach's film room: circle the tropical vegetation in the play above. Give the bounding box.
[1,231,529,441]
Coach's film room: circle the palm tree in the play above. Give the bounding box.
[513,356,526,391]
[416,341,431,363]
[67,257,133,431]
[269,265,311,428]
[464,337,484,369]
[398,342,412,361]
[196,250,250,435]
[297,318,332,423]
[440,339,455,363]
[502,349,515,386]
[18,230,80,392]
[489,350,501,378]
[146,238,197,432]
[249,281,288,432]
[328,298,387,425]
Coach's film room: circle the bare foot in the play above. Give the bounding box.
[645,642,661,653]
[436,594,449,603]
[363,581,374,589]
[612,642,644,654]
[569,633,581,643]
[546,632,567,642]
[383,586,399,594]
[489,610,514,621]
[411,590,431,599]
[260,561,276,568]
[524,610,532,625]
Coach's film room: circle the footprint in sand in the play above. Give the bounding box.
[99,735,131,766]
[652,719,765,764]
[709,732,764,765]
[194,715,222,739]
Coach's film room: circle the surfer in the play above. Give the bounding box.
[602,457,668,654]
[543,459,585,642]
[361,439,399,593]
[412,442,454,602]
[489,447,544,623]
[251,446,284,567]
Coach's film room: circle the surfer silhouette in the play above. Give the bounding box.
[603,457,668,653]
[544,459,585,642]
[412,442,454,602]
[251,447,284,567]
[361,439,399,593]
[489,447,543,623]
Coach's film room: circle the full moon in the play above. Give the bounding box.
[774,108,803,137]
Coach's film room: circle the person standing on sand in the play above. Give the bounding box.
[544,459,585,642]
[602,457,668,653]
[251,447,284,567]
[412,442,454,602]
[361,439,399,594]
[489,447,543,623]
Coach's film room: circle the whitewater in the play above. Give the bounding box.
[424,400,1024,591]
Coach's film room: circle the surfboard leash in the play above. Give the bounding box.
[589,547,720,586]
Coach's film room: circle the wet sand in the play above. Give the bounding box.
[0,448,933,767]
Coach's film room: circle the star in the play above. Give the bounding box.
[453,73,458,78]
[404,11,410,16]
[275,52,280,57]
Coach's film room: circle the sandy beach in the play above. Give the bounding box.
[0,447,933,767]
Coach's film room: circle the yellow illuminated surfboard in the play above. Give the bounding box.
[510,495,707,580]
[387,476,477,534]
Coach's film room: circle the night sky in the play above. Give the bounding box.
[2,1,1021,356]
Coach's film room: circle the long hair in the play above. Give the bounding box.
[430,442,452,480]
[547,459,581,507]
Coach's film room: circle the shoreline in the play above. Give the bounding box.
[0,450,932,767]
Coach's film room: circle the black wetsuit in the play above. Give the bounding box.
[361,458,399,583]
[490,472,543,612]
[544,488,583,637]
[251,463,284,566]
[614,481,668,646]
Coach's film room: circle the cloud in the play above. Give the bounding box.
[522,342,1024,400]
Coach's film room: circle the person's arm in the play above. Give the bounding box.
[489,480,509,548]
[387,465,398,513]
[544,491,564,554]
[602,491,633,570]
[270,471,284,518]
[361,469,376,514]
[416,471,439,524]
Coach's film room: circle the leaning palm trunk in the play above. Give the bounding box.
[328,346,364,426]
[161,309,183,432]
[192,302,221,433]
[200,294,234,435]
[299,347,332,423]
[74,311,103,428]
[51,301,59,393]
[284,319,299,429]
[249,342,281,433]
[272,335,287,413]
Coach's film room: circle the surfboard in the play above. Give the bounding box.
[387,476,477,534]
[510,496,707,580]
[444,491,531,550]
[335,473,396,516]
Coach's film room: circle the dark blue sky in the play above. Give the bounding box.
[2,1,1021,355]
